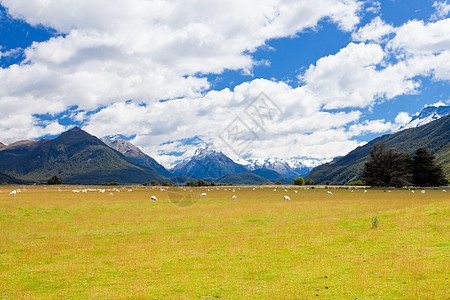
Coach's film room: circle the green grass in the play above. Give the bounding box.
[0,186,448,299]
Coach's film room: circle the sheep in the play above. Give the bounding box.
[128,189,132,192]
[284,195,290,201]
[200,193,207,197]
[232,195,237,200]
[160,188,165,192]
[294,190,298,193]
[109,193,114,196]
[9,190,17,196]
[443,190,447,192]
[72,190,80,193]
[421,190,425,194]
[273,189,277,192]
[364,190,367,193]
[151,196,157,202]
[82,189,88,193]
[99,189,105,193]
[327,191,333,195]
[411,190,415,193]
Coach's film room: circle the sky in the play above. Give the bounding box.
[0,0,449,168]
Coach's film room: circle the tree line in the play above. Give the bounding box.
[362,144,448,187]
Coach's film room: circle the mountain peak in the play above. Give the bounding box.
[399,104,450,131]
[193,145,218,157]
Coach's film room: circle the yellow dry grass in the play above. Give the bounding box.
[0,185,448,299]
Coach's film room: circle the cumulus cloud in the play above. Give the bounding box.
[432,1,450,20]
[352,16,395,42]
[395,112,412,125]
[0,0,363,142]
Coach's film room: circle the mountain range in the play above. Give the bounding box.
[399,105,450,131]
[0,104,448,185]
[308,113,450,185]
[0,127,164,184]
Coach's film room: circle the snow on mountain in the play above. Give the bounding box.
[244,157,328,178]
[102,135,172,177]
[170,145,248,179]
[399,104,450,131]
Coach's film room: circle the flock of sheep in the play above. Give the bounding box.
[1,187,447,202]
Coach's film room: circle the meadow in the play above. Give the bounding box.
[0,185,448,299]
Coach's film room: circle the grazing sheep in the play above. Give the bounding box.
[72,190,80,193]
[99,189,105,193]
[327,191,333,195]
[443,190,447,192]
[160,188,165,192]
[364,190,367,193]
[421,190,425,194]
[411,190,415,193]
[200,193,207,197]
[273,189,277,192]
[151,196,157,201]
[232,195,237,200]
[284,195,290,201]
[128,190,132,192]
[9,190,17,196]
[109,193,114,196]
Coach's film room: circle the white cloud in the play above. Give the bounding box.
[352,17,395,42]
[432,1,450,20]
[395,112,412,125]
[0,0,363,142]
[387,19,450,55]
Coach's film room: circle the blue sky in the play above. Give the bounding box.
[0,0,449,168]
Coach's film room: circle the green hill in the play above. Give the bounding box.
[216,172,270,185]
[0,172,28,185]
[0,127,165,184]
[308,114,450,185]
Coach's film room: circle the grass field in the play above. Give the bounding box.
[0,185,448,299]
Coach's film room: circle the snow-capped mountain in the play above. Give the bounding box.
[244,157,325,178]
[399,105,450,130]
[170,146,248,179]
[102,135,172,177]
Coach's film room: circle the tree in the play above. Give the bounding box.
[362,143,412,187]
[294,177,304,185]
[275,181,282,185]
[305,178,314,185]
[142,182,148,186]
[160,181,169,186]
[197,179,208,187]
[150,180,158,186]
[47,175,62,185]
[412,148,448,186]
[325,180,330,185]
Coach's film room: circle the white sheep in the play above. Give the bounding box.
[151,196,157,201]
[72,190,80,193]
[327,191,333,195]
[99,189,105,193]
[421,190,425,194]
[160,188,165,192]
[443,190,447,192]
[411,190,415,193]
[273,189,277,192]
[284,195,290,201]
[9,190,16,196]
[200,193,207,197]
[294,190,298,193]
[232,195,237,200]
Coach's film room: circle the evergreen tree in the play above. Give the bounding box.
[362,143,412,187]
[47,175,62,185]
[412,148,448,186]
[305,178,314,185]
